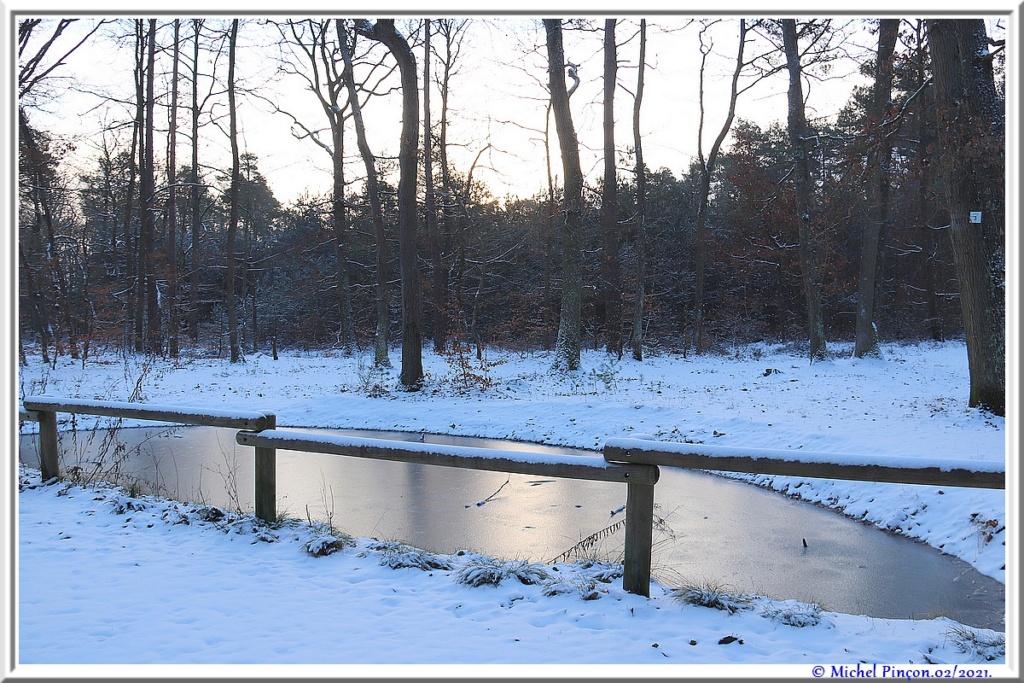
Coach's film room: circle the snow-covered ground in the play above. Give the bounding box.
[10,340,1015,673]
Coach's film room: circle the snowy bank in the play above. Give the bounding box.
[15,468,1008,670]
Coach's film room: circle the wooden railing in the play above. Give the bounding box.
[18,396,1006,599]
[18,397,658,595]
[235,429,659,595]
[601,438,1006,489]
[20,397,278,524]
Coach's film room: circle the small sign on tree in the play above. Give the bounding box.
[969,211,983,224]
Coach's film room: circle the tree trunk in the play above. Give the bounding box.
[340,24,390,367]
[133,21,146,353]
[360,20,423,389]
[306,20,357,355]
[630,19,647,362]
[853,19,899,358]
[600,19,622,357]
[782,19,828,362]
[226,19,241,363]
[329,73,356,354]
[143,18,160,356]
[188,19,203,344]
[693,19,746,354]
[167,19,181,358]
[424,21,448,354]
[544,19,584,371]
[436,20,462,351]
[928,19,1004,415]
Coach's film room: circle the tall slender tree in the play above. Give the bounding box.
[354,19,423,388]
[166,19,181,358]
[268,19,357,353]
[853,19,899,358]
[423,20,447,353]
[188,19,205,343]
[131,21,146,352]
[781,18,828,362]
[692,19,748,353]
[340,23,391,367]
[226,18,242,363]
[629,19,647,362]
[600,19,622,357]
[433,19,468,351]
[544,19,584,371]
[142,18,160,355]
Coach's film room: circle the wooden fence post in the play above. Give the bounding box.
[622,476,656,597]
[37,410,60,481]
[254,414,276,523]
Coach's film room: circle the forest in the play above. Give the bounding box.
[15,17,1007,414]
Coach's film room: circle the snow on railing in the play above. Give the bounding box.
[603,437,1005,489]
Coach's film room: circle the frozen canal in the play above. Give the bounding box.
[18,424,1005,631]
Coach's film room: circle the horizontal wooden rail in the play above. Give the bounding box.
[237,429,659,485]
[19,397,277,523]
[603,438,1005,489]
[23,396,270,431]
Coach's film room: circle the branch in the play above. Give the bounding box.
[20,19,112,98]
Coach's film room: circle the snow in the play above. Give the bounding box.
[9,340,1016,674]
[604,437,1006,473]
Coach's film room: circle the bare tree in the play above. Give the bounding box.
[600,19,622,357]
[853,19,899,358]
[691,20,746,353]
[339,23,391,368]
[267,19,359,354]
[544,19,584,371]
[18,18,109,102]
[226,18,242,363]
[354,19,423,389]
[17,17,107,363]
[433,19,470,351]
[187,19,207,344]
[166,19,181,358]
[130,21,146,352]
[142,18,160,355]
[781,18,828,362]
[629,19,647,362]
[423,20,446,353]
[928,19,1005,415]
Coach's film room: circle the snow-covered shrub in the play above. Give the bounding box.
[369,540,452,571]
[575,558,623,583]
[672,581,754,614]
[303,534,354,558]
[107,493,148,515]
[541,576,601,600]
[947,625,1005,661]
[761,600,828,628]
[455,556,551,587]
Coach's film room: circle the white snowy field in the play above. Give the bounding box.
[9,339,1016,674]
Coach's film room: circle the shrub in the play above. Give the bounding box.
[369,540,453,571]
[672,580,754,614]
[455,556,551,587]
